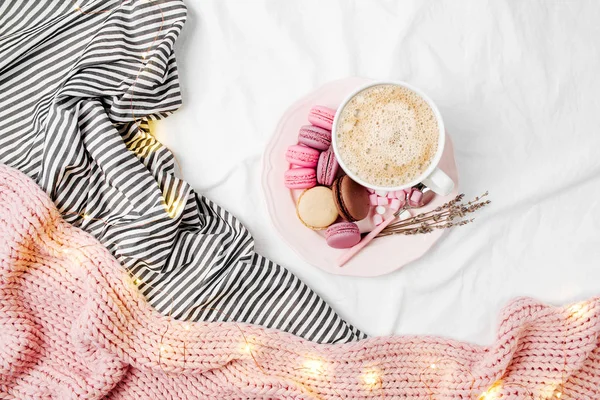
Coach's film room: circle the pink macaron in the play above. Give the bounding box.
[298,125,331,151]
[286,144,319,167]
[284,168,316,190]
[308,105,336,131]
[316,148,339,186]
[325,221,361,249]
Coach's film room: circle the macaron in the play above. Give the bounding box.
[298,125,331,151]
[308,105,336,131]
[296,186,338,230]
[316,148,339,186]
[286,144,319,167]
[331,175,370,222]
[284,167,316,190]
[325,222,361,249]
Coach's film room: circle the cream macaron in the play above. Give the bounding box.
[296,186,338,230]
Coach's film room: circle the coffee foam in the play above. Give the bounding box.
[336,84,439,187]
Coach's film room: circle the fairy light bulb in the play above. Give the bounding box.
[430,363,437,369]
[166,199,185,218]
[160,345,166,352]
[82,214,91,220]
[479,381,502,400]
[555,392,562,399]
[242,343,253,354]
[73,1,81,10]
[362,370,381,388]
[183,324,190,331]
[142,52,148,59]
[569,303,585,318]
[303,359,323,375]
[133,278,141,285]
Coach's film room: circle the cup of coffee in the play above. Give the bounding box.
[331,82,454,195]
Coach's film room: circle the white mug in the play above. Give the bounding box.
[331,81,455,196]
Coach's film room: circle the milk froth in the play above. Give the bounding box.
[336,84,439,187]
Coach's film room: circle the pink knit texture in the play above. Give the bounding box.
[1,164,599,399]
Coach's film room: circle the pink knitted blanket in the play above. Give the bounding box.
[1,164,599,399]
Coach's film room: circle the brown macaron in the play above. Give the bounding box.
[332,175,370,222]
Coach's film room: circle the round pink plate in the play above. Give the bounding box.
[262,77,459,277]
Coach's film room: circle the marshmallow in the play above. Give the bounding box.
[375,205,386,215]
[369,194,378,206]
[399,210,411,220]
[389,198,405,211]
[395,190,407,199]
[408,189,423,207]
[377,197,388,206]
[375,190,388,197]
[373,214,384,225]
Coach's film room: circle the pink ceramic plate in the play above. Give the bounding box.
[262,77,459,277]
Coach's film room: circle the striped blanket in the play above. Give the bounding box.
[0,0,364,343]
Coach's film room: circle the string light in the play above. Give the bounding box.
[430,363,437,369]
[362,369,382,389]
[478,381,502,400]
[568,303,586,319]
[555,392,562,399]
[242,343,253,354]
[133,278,141,285]
[142,52,148,59]
[166,198,185,219]
[302,359,324,376]
[82,214,91,220]
[183,324,190,331]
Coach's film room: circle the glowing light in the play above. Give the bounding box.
[556,392,562,399]
[242,343,253,354]
[362,370,381,388]
[73,2,80,10]
[142,52,148,59]
[133,278,141,285]
[160,346,166,352]
[82,214,91,220]
[166,199,185,219]
[303,359,324,375]
[62,248,71,254]
[430,363,437,369]
[569,303,585,318]
[478,381,502,400]
[184,324,190,331]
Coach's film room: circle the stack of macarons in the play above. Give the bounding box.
[285,105,339,190]
[285,106,368,249]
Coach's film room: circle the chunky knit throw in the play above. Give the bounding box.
[1,164,599,399]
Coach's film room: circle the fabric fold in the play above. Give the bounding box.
[0,0,364,343]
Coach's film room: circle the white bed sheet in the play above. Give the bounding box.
[153,0,600,345]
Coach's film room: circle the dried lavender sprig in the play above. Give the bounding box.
[382,198,489,231]
[378,218,475,237]
[377,191,490,237]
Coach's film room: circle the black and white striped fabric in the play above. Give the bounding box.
[0,0,365,343]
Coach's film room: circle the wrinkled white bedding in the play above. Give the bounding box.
[153,0,600,345]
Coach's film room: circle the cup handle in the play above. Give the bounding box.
[421,167,454,196]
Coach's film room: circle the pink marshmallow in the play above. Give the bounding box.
[369,194,378,206]
[386,192,396,199]
[377,197,388,206]
[397,189,408,199]
[389,198,405,211]
[408,189,423,207]
[373,214,384,226]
